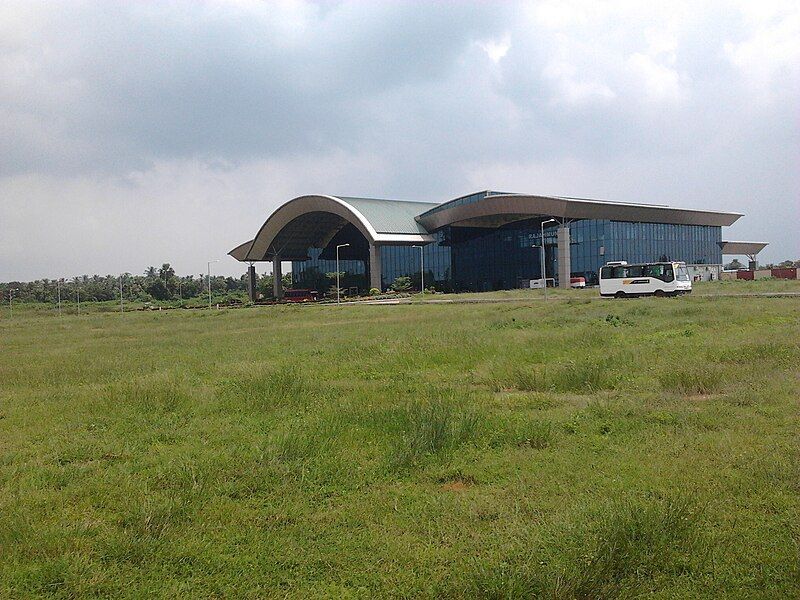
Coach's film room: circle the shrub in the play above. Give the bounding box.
[369,287,381,296]
[390,276,412,292]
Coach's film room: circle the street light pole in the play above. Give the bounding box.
[412,245,424,296]
[207,260,218,309]
[336,243,350,304]
[540,218,557,301]
[119,275,124,313]
[9,288,18,318]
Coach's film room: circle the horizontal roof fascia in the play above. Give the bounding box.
[416,194,743,230]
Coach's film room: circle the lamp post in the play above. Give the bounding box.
[119,275,124,313]
[336,244,349,304]
[540,218,557,301]
[207,260,219,309]
[412,245,424,296]
[8,288,19,318]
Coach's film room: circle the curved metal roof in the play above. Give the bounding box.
[231,194,437,261]
[336,196,438,235]
[417,193,743,230]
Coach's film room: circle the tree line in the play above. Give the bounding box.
[724,259,800,270]
[0,264,291,304]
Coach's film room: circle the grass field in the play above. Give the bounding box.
[1,282,798,598]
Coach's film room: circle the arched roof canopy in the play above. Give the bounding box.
[231,195,435,262]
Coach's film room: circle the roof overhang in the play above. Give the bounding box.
[719,241,768,255]
[417,194,743,230]
[228,240,253,261]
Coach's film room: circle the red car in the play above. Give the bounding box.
[283,289,319,302]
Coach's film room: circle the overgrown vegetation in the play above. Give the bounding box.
[0,281,798,598]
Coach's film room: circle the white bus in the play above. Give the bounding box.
[599,261,692,298]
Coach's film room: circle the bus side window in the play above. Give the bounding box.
[600,266,611,279]
[664,265,674,282]
[644,264,664,279]
[612,266,628,278]
[628,265,644,277]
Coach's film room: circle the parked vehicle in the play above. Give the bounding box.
[283,289,319,302]
[570,276,586,288]
[529,278,555,289]
[599,261,691,297]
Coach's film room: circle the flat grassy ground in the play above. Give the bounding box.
[1,282,798,598]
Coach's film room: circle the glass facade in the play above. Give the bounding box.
[292,247,368,291]
[569,220,721,284]
[291,222,370,291]
[292,217,722,293]
[380,231,452,291]
[445,222,554,291]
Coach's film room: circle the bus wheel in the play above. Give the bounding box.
[654,290,665,297]
[615,291,626,299]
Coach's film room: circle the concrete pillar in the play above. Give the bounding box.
[247,264,257,302]
[369,243,382,291]
[557,225,571,288]
[272,256,284,299]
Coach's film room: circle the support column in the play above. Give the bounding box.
[247,264,257,302]
[557,225,571,288]
[369,243,382,291]
[272,256,284,299]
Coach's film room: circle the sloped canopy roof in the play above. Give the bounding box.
[719,241,768,255]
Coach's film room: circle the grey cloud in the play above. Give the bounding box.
[1,1,509,176]
[0,1,797,280]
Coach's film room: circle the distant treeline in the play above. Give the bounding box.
[0,264,291,304]
[725,259,800,270]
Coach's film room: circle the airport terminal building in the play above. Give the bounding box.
[229,191,760,296]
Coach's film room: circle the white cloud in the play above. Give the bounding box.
[626,52,685,102]
[477,34,511,63]
[724,4,800,100]
[542,60,616,104]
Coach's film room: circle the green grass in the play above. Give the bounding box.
[0,281,798,598]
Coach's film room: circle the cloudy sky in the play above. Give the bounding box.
[1,0,798,280]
